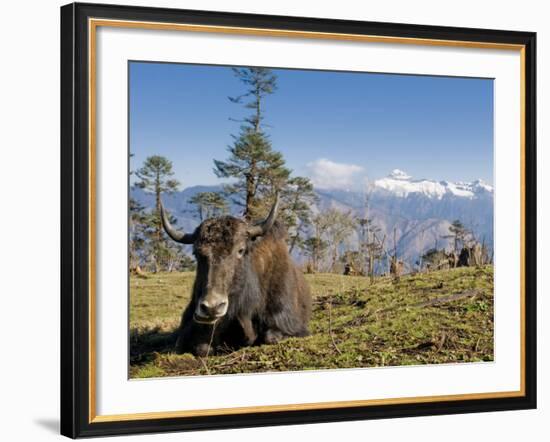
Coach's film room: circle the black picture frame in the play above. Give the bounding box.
[61,2,537,438]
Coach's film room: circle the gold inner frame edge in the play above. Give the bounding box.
[87,17,527,423]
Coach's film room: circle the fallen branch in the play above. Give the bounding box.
[198,356,211,375]
[435,332,447,352]
[327,295,343,355]
[414,290,480,308]
[404,332,446,353]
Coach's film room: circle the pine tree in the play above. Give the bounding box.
[135,155,180,272]
[214,68,290,220]
[188,191,228,221]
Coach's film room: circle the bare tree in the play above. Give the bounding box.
[305,209,356,272]
[319,209,357,272]
[389,227,403,279]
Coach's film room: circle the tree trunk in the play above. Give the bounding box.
[369,254,375,284]
[154,170,162,272]
[254,85,261,133]
[244,166,256,220]
[289,233,298,254]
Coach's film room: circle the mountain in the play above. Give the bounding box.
[367,169,494,262]
[374,169,493,199]
[132,185,224,234]
[131,169,493,267]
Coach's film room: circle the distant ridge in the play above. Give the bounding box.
[131,169,493,264]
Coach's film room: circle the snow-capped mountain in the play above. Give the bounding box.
[131,169,493,267]
[374,169,493,199]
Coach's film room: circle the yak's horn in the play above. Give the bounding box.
[160,202,196,244]
[247,193,279,239]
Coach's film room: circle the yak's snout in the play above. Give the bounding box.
[193,293,228,324]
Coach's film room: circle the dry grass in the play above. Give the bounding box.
[130,266,494,378]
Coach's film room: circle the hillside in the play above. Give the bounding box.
[131,170,493,265]
[130,266,494,378]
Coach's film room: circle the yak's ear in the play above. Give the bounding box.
[246,193,279,239]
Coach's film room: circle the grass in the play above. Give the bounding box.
[129,265,494,378]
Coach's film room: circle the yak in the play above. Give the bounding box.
[161,195,312,357]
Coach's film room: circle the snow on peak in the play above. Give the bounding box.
[389,169,412,180]
[470,179,494,193]
[374,171,493,199]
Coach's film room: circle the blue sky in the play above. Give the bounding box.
[129,62,493,190]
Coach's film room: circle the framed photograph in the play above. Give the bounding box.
[60,2,536,438]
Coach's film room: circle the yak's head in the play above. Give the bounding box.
[160,195,279,325]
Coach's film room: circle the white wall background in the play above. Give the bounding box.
[0,0,546,440]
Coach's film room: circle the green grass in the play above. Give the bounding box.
[129,266,494,378]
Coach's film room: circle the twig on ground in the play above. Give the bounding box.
[328,294,342,355]
[474,337,481,352]
[199,321,217,375]
[414,290,480,308]
[198,356,211,375]
[206,322,217,358]
[403,332,447,353]
[436,332,447,352]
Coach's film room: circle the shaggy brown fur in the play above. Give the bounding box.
[173,217,312,357]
